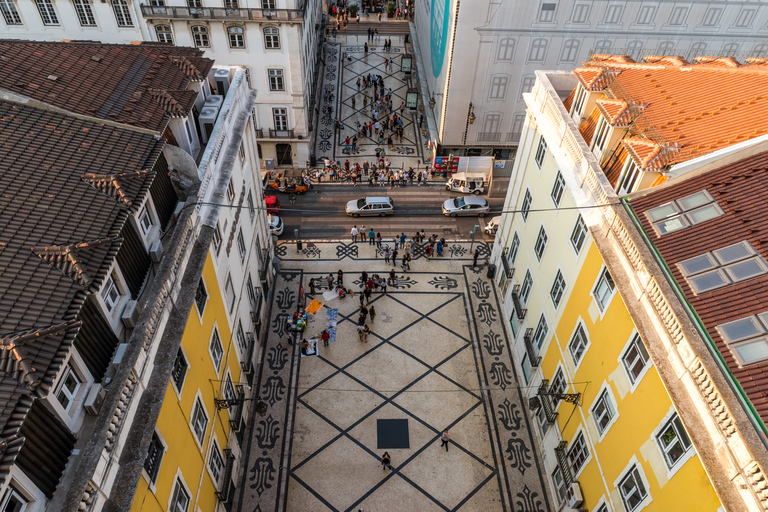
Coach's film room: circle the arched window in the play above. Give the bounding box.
[155,25,173,44]
[628,40,644,49]
[192,25,209,47]
[529,38,548,62]
[753,42,768,55]
[497,37,515,61]
[111,0,132,27]
[691,41,707,52]
[228,26,244,48]
[722,42,739,54]
[594,39,612,52]
[659,40,676,53]
[264,27,279,49]
[560,39,580,62]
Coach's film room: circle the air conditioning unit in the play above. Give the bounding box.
[264,158,275,170]
[214,68,231,96]
[84,384,106,415]
[566,483,583,508]
[199,106,220,144]
[121,300,140,328]
[149,239,163,262]
[204,94,224,111]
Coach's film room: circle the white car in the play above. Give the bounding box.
[484,215,502,236]
[345,196,395,217]
[269,214,284,236]
[442,196,490,217]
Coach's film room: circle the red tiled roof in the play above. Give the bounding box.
[0,40,213,133]
[579,107,601,146]
[595,98,633,127]
[562,88,575,112]
[630,150,768,427]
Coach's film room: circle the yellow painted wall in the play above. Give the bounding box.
[132,252,242,512]
[541,243,721,511]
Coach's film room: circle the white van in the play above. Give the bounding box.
[445,173,486,195]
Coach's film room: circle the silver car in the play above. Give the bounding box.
[442,196,490,217]
[345,196,395,217]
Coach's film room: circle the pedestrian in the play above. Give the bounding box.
[399,232,406,248]
[327,272,334,288]
[401,255,408,272]
[392,249,398,266]
[321,329,330,347]
[369,305,376,322]
[381,452,391,470]
[357,323,365,341]
[369,227,375,245]
[338,269,344,286]
[376,232,382,248]
[360,304,369,322]
[473,248,480,267]
[437,239,443,256]
[440,429,451,451]
[363,324,370,342]
[389,268,396,285]
[378,11,381,22]
[364,286,372,304]
[426,245,432,261]
[384,247,391,263]
[309,278,316,295]
[352,225,359,243]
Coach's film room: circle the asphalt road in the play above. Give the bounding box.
[274,184,505,242]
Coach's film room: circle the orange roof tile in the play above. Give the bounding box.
[574,67,618,91]
[595,98,634,126]
[622,137,667,171]
[579,107,601,146]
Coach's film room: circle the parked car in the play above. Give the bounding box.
[484,215,502,236]
[442,196,490,217]
[265,195,280,215]
[345,196,394,217]
[269,214,284,236]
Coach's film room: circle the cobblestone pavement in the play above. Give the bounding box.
[238,241,553,511]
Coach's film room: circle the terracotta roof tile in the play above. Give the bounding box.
[595,98,636,127]
[579,107,601,146]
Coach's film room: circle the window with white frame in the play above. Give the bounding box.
[212,222,222,256]
[228,26,245,47]
[225,275,236,312]
[656,414,691,469]
[534,226,548,261]
[224,374,236,411]
[208,439,225,486]
[520,270,534,306]
[236,320,248,353]
[237,229,246,262]
[532,314,549,351]
[35,0,58,25]
[55,364,82,413]
[170,478,191,512]
[246,274,257,309]
[645,190,723,236]
[264,27,280,48]
[716,312,768,366]
[209,328,224,371]
[187,0,202,6]
[534,136,547,168]
[191,397,209,443]
[112,0,132,26]
[538,3,555,22]
[592,266,615,312]
[552,466,567,503]
[191,26,209,47]
[247,190,255,221]
[571,85,586,119]
[570,214,588,254]
[618,465,648,511]
[268,69,284,91]
[678,241,768,294]
[567,432,589,474]
[568,322,588,364]
[262,0,275,7]
[138,207,153,236]
[529,38,548,61]
[497,37,515,61]
[171,348,188,391]
[195,278,208,315]
[550,270,566,308]
[550,171,565,206]
[622,333,650,384]
[1,486,29,512]
[560,39,580,62]
[73,0,95,26]
[549,367,566,406]
[595,504,608,512]
[224,0,237,8]
[591,389,615,434]
[521,189,532,222]
[101,272,122,313]
[521,353,532,383]
[616,158,641,195]
[591,118,610,160]
[143,431,165,484]
[536,406,550,436]
[155,25,173,43]
[508,233,520,266]
[226,178,236,203]
[0,0,22,25]
[273,108,288,130]
[489,76,509,100]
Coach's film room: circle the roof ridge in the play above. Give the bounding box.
[31,238,118,289]
[81,170,152,212]
[170,55,203,81]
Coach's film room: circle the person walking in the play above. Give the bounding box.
[309,278,316,295]
[389,268,396,286]
[369,227,375,245]
[326,272,334,289]
[357,323,365,342]
[472,248,480,267]
[352,225,359,243]
[360,304,369,323]
[362,324,371,342]
[376,232,382,248]
[381,452,391,470]
[440,429,451,451]
[321,329,330,347]
[337,269,344,286]
[369,305,376,323]
[391,249,398,267]
[383,247,391,263]
[364,285,372,304]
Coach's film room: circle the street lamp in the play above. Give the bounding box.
[429,96,436,110]
[468,102,476,124]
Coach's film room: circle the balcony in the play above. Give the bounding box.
[241,331,257,380]
[554,440,573,487]
[215,449,236,502]
[477,132,502,142]
[228,385,246,431]
[523,328,540,367]
[511,285,527,320]
[538,380,558,423]
[140,4,304,21]
[268,128,296,138]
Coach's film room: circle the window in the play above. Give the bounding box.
[489,76,509,100]
[595,39,612,52]
[596,504,609,512]
[604,4,623,24]
[224,374,236,405]
[246,274,257,309]
[659,40,676,52]
[571,85,587,118]
[734,8,755,28]
[519,75,535,100]
[171,348,188,391]
[112,0,132,26]
[138,207,153,236]
[225,0,237,7]
[227,26,245,48]
[226,178,236,203]
[549,367,566,405]
[668,6,688,26]
[497,37,515,61]
[35,0,58,24]
[1,487,29,512]
[508,233,520,266]
[264,27,280,48]
[520,270,534,306]
[552,467,566,503]
[209,440,225,485]
[716,311,768,366]
[191,397,209,443]
[560,39,580,62]
[212,223,222,256]
[102,273,121,313]
[237,229,247,262]
[568,432,589,474]
[534,136,547,168]
[73,0,95,26]
[591,389,614,434]
[723,42,740,53]
[550,171,565,206]
[636,5,655,25]
[0,0,22,25]
[619,465,648,511]
[571,3,589,24]
[568,322,588,364]
[170,478,191,512]
[187,0,202,6]
[592,266,615,312]
[273,108,288,130]
[247,190,255,221]
[55,364,82,412]
[192,26,209,47]
[262,0,275,7]
[268,68,284,91]
[521,353,532,383]
[536,406,550,436]
[617,158,641,195]
[511,114,525,138]
[645,190,723,235]
[236,321,248,353]
[144,431,165,484]
[529,38,548,61]
[656,414,691,469]
[210,328,224,371]
[238,143,246,162]
[195,278,208,315]
[678,241,768,294]
[591,118,610,159]
[539,3,555,22]
[622,333,650,384]
[550,270,566,308]
[483,113,501,135]
[570,215,588,254]
[691,41,707,54]
[534,226,548,261]
[701,7,721,27]
[532,314,549,351]
[156,25,173,43]
[225,274,236,312]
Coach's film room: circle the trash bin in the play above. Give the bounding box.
[486,263,496,279]
[297,240,303,251]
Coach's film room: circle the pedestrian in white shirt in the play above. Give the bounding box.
[351,225,359,243]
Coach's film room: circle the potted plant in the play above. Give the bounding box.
[348,5,358,17]
[387,2,395,18]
